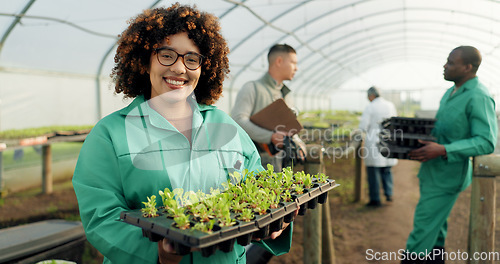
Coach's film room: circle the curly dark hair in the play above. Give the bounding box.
[111,3,230,105]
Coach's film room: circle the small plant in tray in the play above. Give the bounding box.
[267,189,281,209]
[316,172,329,183]
[237,208,255,222]
[230,198,248,214]
[167,203,185,218]
[303,174,314,189]
[141,195,159,217]
[294,185,305,195]
[191,203,214,223]
[218,211,237,227]
[173,213,191,230]
[253,198,271,215]
[281,189,293,203]
[193,219,216,233]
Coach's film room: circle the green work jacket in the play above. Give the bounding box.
[72,96,292,264]
[418,77,497,192]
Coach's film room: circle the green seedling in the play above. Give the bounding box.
[231,199,248,213]
[141,195,158,218]
[167,205,185,218]
[159,188,175,207]
[303,175,313,189]
[191,203,214,222]
[316,173,329,183]
[237,208,255,222]
[294,185,304,195]
[281,189,293,202]
[173,214,191,230]
[218,211,236,227]
[193,219,216,233]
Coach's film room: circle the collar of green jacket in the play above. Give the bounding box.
[450,76,479,94]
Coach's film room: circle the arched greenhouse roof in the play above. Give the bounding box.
[1,0,500,130]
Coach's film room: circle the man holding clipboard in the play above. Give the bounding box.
[231,44,300,172]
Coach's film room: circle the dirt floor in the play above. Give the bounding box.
[1,158,499,263]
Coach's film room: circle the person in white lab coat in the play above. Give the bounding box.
[359,86,398,206]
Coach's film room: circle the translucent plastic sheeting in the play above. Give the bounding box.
[1,0,500,130]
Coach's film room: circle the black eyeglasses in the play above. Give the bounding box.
[155,48,204,70]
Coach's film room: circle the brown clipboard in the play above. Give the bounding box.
[249,98,303,135]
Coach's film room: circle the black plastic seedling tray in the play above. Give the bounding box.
[380,132,436,148]
[378,142,417,160]
[120,179,338,257]
[382,117,436,135]
[379,117,437,159]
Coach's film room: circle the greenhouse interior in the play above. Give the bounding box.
[1,0,499,264]
[1,0,500,130]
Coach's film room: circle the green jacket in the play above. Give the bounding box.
[73,96,292,263]
[418,77,497,192]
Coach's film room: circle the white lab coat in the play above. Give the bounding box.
[358,97,398,167]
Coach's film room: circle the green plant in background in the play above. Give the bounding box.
[0,125,94,139]
[2,142,84,171]
[47,204,59,214]
[298,110,360,128]
[332,177,354,203]
[141,195,158,218]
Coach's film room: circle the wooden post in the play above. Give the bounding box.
[303,145,336,264]
[468,155,498,264]
[354,140,364,202]
[304,145,323,264]
[321,198,336,264]
[42,144,53,194]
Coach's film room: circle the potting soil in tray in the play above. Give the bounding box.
[120,179,338,257]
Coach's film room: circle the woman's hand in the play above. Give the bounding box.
[157,239,184,264]
[253,209,299,241]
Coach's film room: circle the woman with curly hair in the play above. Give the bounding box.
[72,3,293,264]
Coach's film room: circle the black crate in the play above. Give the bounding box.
[379,131,436,148]
[381,117,436,135]
[120,179,338,257]
[379,117,437,159]
[378,142,417,160]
